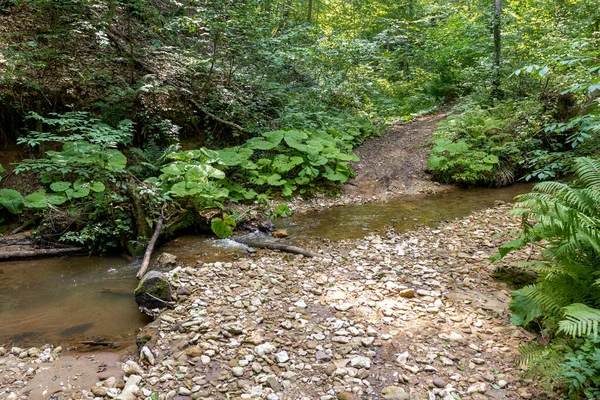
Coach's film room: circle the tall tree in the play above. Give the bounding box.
[492,0,502,98]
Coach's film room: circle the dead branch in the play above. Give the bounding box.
[136,215,164,279]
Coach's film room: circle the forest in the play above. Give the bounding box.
[0,0,599,398]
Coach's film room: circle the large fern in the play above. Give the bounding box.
[496,157,600,396]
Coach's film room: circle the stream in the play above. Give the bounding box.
[0,183,532,348]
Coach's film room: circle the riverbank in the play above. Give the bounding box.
[0,204,547,399]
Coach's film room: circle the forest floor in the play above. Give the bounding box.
[0,114,550,400]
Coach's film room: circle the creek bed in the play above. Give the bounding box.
[0,183,532,348]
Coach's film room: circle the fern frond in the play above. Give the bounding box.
[574,157,600,189]
[558,303,600,338]
[520,284,564,316]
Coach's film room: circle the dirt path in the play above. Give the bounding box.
[346,112,453,200]
[289,111,454,213]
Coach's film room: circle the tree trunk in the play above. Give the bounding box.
[492,0,502,98]
[307,0,313,22]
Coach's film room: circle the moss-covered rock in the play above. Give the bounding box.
[134,271,172,311]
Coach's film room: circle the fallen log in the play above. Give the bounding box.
[233,237,325,258]
[136,216,164,279]
[0,247,86,261]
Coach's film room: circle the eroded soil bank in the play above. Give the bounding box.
[0,204,545,400]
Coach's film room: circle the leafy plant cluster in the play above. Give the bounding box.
[494,157,600,397]
[0,111,359,250]
[427,103,526,186]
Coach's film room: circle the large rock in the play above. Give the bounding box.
[135,271,172,310]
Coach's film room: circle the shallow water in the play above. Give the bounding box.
[0,256,151,347]
[277,184,533,241]
[0,183,533,348]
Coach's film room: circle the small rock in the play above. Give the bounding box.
[399,289,415,298]
[337,392,355,400]
[224,324,243,335]
[266,375,282,392]
[178,386,192,396]
[275,351,290,363]
[335,303,353,311]
[381,386,410,400]
[232,367,244,377]
[122,360,143,376]
[467,382,487,394]
[135,271,172,311]
[316,351,332,362]
[433,376,447,388]
[350,356,371,369]
[91,386,108,397]
[255,342,277,356]
[272,229,289,238]
[157,252,178,265]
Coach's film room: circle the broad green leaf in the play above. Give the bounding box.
[306,153,328,166]
[106,150,127,171]
[185,164,226,181]
[50,181,72,192]
[272,155,304,173]
[72,186,90,198]
[169,182,189,197]
[0,189,24,214]
[538,65,549,77]
[216,147,254,166]
[46,195,68,205]
[246,131,284,150]
[161,163,184,175]
[211,218,234,238]
[23,190,48,209]
[267,173,286,186]
[89,182,105,192]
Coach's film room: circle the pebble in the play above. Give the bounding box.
[350,356,371,369]
[275,351,290,363]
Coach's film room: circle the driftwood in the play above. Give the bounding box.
[233,237,325,258]
[0,247,86,261]
[136,216,164,279]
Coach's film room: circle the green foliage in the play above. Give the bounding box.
[272,204,293,218]
[495,157,600,397]
[428,138,500,185]
[0,189,24,215]
[210,213,236,239]
[558,337,600,399]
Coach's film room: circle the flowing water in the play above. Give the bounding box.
[0,183,533,348]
